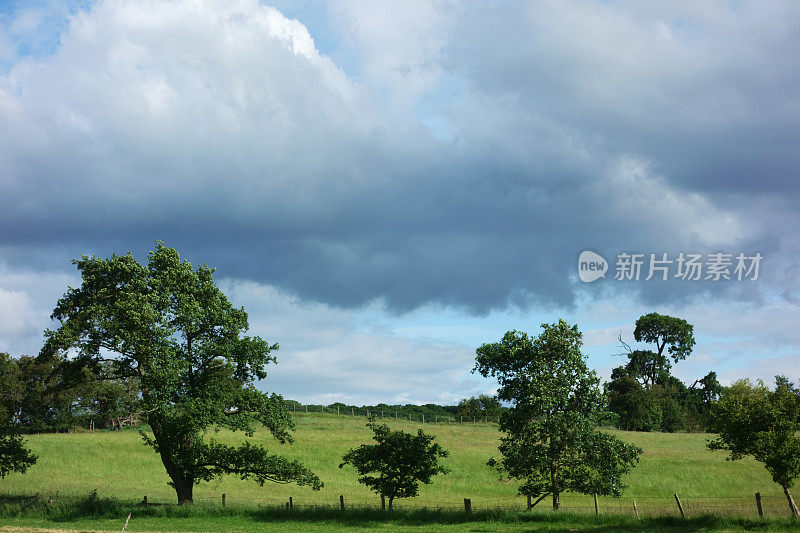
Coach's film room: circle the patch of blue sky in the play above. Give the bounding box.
[0,0,91,72]
[265,0,362,80]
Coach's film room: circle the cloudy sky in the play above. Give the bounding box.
[1,0,799,404]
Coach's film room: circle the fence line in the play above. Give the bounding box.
[55,492,795,518]
[286,403,499,425]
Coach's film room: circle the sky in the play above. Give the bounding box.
[0,0,799,405]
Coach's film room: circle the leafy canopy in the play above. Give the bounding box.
[708,377,800,516]
[628,313,695,387]
[474,320,641,510]
[340,418,449,509]
[0,353,37,478]
[41,242,322,503]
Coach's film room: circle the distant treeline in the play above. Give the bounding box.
[0,352,140,434]
[285,395,507,422]
[1,350,507,432]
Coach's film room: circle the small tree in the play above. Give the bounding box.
[41,242,322,503]
[340,419,449,509]
[474,321,641,510]
[708,378,800,517]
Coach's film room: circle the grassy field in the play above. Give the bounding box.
[1,413,798,531]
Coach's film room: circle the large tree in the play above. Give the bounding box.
[41,243,322,503]
[340,419,449,510]
[708,378,800,517]
[474,321,641,510]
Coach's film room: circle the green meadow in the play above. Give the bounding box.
[1,413,798,531]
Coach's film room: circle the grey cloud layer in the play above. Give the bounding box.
[0,0,797,314]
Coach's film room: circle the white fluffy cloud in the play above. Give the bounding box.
[0,0,798,399]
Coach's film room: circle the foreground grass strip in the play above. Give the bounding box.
[2,495,800,532]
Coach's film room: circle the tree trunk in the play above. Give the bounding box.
[784,485,799,518]
[173,476,194,505]
[551,460,560,510]
[151,425,194,504]
[388,496,394,511]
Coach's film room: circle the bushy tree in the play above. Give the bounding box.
[41,243,322,503]
[606,371,662,432]
[0,433,36,479]
[340,419,449,509]
[457,394,503,421]
[708,377,800,517]
[78,366,141,430]
[0,354,36,478]
[474,321,641,510]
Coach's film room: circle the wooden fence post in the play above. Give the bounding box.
[289,496,293,510]
[340,495,344,511]
[594,493,599,515]
[674,493,685,518]
[633,500,639,519]
[755,492,763,518]
[222,493,226,507]
[285,502,289,511]
[422,414,425,424]
[464,498,472,513]
[337,406,340,416]
[142,496,147,507]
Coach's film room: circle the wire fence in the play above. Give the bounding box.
[287,404,498,425]
[106,492,798,518]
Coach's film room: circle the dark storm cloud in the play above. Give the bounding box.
[0,0,797,316]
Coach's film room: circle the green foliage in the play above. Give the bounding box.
[41,242,321,503]
[607,373,662,432]
[708,377,800,516]
[633,313,695,362]
[607,314,718,433]
[0,433,37,479]
[628,313,696,388]
[456,395,504,421]
[340,418,449,509]
[0,353,37,478]
[76,364,140,430]
[474,321,641,510]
